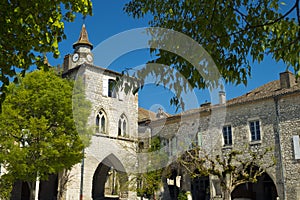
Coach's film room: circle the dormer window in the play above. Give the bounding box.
[96,110,107,134]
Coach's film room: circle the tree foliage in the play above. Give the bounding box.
[124,0,299,108]
[0,70,91,198]
[0,0,92,103]
[179,146,276,200]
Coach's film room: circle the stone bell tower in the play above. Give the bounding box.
[62,23,139,200]
[63,24,94,73]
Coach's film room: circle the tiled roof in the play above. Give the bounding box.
[141,74,300,123]
[227,80,300,106]
[138,108,156,122]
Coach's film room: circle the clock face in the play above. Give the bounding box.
[87,54,93,62]
[72,53,79,62]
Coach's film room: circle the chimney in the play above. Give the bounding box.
[280,71,296,89]
[156,108,164,119]
[200,101,211,107]
[219,91,226,105]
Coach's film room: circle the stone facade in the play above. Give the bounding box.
[141,71,300,200]
[2,24,299,200]
[62,25,138,200]
[61,25,300,200]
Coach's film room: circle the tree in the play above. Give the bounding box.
[179,146,276,200]
[135,136,169,199]
[124,0,299,108]
[0,0,92,104]
[0,69,91,199]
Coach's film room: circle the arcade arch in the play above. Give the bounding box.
[92,154,128,200]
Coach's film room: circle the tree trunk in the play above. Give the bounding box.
[222,173,232,200]
[57,169,70,200]
[223,189,231,200]
[28,182,35,200]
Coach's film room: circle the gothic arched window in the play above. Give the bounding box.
[118,114,128,137]
[96,110,107,134]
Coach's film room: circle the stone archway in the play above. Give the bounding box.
[231,172,278,200]
[92,154,128,200]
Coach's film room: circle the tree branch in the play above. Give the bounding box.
[227,0,299,37]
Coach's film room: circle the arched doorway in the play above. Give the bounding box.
[10,181,30,200]
[232,172,278,200]
[11,174,58,200]
[191,175,210,200]
[92,154,128,200]
[166,169,180,199]
[39,174,58,200]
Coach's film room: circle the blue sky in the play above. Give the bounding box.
[48,1,288,114]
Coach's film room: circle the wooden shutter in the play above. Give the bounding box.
[102,77,108,96]
[293,135,300,159]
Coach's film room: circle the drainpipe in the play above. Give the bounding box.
[80,149,85,200]
[274,96,286,200]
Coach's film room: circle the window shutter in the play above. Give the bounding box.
[293,135,300,159]
[118,89,124,100]
[197,131,202,147]
[102,77,108,96]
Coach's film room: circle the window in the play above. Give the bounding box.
[102,78,116,98]
[292,135,300,159]
[161,138,169,154]
[138,141,144,150]
[222,125,232,145]
[96,110,107,134]
[249,120,261,141]
[190,131,202,149]
[196,131,202,147]
[118,114,128,137]
[108,79,116,98]
[170,137,177,156]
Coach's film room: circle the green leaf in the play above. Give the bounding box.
[14,7,20,13]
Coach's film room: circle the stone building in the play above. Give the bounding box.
[140,71,300,200]
[61,24,139,200]
[2,24,299,200]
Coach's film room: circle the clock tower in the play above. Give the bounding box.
[63,24,94,73]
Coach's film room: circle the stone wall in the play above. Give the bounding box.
[66,64,138,200]
[277,93,300,200]
[147,91,300,200]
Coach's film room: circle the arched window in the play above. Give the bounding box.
[96,110,107,134]
[118,114,128,137]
